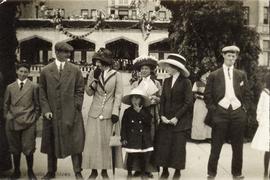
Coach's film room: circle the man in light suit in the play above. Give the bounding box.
[205,46,250,179]
[39,42,85,180]
[4,63,40,180]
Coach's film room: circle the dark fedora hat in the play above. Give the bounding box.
[55,42,74,52]
[92,48,113,65]
[133,55,158,70]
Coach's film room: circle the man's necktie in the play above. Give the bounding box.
[20,82,24,91]
[59,63,63,77]
[228,68,231,80]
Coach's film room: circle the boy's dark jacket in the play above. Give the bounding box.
[121,106,153,150]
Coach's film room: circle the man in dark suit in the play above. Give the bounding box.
[205,46,250,179]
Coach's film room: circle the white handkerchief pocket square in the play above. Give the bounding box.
[240,81,244,86]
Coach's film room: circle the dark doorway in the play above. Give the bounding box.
[20,37,52,65]
[149,38,172,60]
[66,39,95,65]
[105,39,138,71]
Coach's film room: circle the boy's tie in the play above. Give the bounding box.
[20,82,24,91]
[228,68,231,80]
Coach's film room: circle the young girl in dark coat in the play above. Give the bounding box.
[121,88,153,178]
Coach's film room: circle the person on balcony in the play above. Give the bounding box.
[83,48,123,179]
[39,42,85,180]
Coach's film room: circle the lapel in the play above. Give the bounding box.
[104,69,116,86]
[219,68,226,96]
[50,62,61,81]
[166,76,173,100]
[60,62,71,83]
[13,79,31,105]
[233,69,240,94]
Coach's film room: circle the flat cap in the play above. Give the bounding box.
[55,42,74,52]
[222,45,240,53]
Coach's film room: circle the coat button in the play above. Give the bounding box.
[139,121,142,124]
[140,129,143,132]
[131,120,134,123]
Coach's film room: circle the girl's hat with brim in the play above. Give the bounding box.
[122,88,151,107]
[92,48,113,65]
[133,55,158,70]
[158,53,190,77]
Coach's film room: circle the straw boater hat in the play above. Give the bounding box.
[221,45,240,53]
[133,55,158,70]
[158,53,190,77]
[92,48,113,65]
[122,88,151,107]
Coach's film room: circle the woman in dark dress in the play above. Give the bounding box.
[154,54,193,180]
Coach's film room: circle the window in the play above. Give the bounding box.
[131,10,137,19]
[159,11,166,20]
[91,9,97,19]
[263,7,269,24]
[149,11,153,19]
[81,9,89,19]
[263,40,270,66]
[243,7,249,25]
[118,10,128,20]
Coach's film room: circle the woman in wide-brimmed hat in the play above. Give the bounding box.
[125,56,161,178]
[154,53,193,179]
[121,88,153,178]
[83,48,123,179]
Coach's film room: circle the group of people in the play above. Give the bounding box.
[0,41,269,180]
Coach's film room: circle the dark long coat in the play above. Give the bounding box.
[154,75,193,169]
[39,61,85,158]
[121,106,153,150]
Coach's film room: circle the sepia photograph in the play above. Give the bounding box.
[0,0,269,179]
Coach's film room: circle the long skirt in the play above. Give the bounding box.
[154,127,187,169]
[82,117,123,169]
[191,99,211,140]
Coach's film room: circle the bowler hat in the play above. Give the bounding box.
[55,42,74,52]
[92,48,113,65]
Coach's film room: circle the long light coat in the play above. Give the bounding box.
[39,61,85,158]
[251,89,270,151]
[4,79,40,131]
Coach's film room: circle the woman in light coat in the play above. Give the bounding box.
[83,48,123,179]
[251,73,270,178]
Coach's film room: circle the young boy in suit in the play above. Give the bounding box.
[3,63,40,180]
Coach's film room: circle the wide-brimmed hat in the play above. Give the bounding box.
[158,53,190,77]
[55,42,74,52]
[122,88,151,107]
[133,55,158,70]
[222,45,240,53]
[92,48,113,65]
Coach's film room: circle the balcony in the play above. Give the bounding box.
[17,18,170,30]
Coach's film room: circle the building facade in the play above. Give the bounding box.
[15,0,269,83]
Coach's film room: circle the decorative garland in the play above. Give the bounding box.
[46,0,161,40]
[55,20,102,39]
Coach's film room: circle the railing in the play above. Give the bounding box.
[29,64,168,83]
